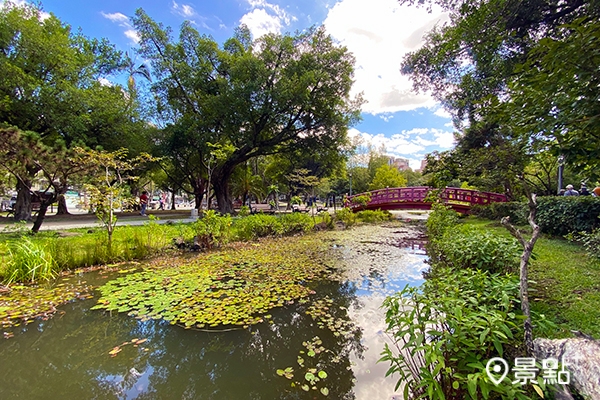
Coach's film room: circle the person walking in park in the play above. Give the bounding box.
[564,184,579,196]
[140,191,149,216]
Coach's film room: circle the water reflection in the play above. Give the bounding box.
[0,224,428,399]
[323,224,429,399]
[0,281,363,399]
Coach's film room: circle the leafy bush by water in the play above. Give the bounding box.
[233,214,284,241]
[380,201,541,398]
[430,225,521,274]
[279,212,314,234]
[334,208,357,227]
[380,268,536,400]
[355,209,393,223]
[426,203,459,238]
[193,210,232,249]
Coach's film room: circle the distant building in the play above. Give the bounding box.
[420,159,428,172]
[388,156,410,171]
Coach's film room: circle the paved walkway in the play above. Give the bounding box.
[0,208,430,232]
[0,210,197,231]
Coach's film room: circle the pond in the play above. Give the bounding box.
[0,223,427,400]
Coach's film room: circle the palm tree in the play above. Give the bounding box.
[124,51,151,102]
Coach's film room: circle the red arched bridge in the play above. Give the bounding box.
[345,187,507,213]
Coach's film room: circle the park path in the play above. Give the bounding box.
[0,209,196,231]
[0,208,429,231]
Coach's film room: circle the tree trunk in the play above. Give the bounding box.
[501,192,540,356]
[14,179,32,221]
[56,194,69,215]
[31,194,58,233]
[192,178,205,210]
[212,166,235,214]
[194,185,210,210]
[171,190,176,210]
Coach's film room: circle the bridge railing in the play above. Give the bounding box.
[346,187,507,211]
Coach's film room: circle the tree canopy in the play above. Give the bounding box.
[401,0,600,189]
[0,2,150,220]
[133,9,362,213]
[369,164,407,190]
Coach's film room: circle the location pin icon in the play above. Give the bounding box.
[486,357,509,385]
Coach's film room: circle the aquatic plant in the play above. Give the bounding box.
[92,238,330,328]
[0,279,94,328]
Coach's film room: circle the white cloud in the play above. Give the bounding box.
[100,11,128,23]
[240,0,294,38]
[433,106,452,119]
[101,11,138,45]
[124,29,140,43]
[324,0,448,114]
[172,1,196,18]
[348,125,454,169]
[433,130,455,148]
[98,77,113,86]
[240,9,282,38]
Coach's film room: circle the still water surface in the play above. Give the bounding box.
[0,224,427,399]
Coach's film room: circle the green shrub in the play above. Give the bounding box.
[380,268,536,400]
[233,213,283,241]
[279,212,314,234]
[238,205,251,217]
[192,210,232,249]
[429,225,521,274]
[536,196,600,235]
[471,202,528,225]
[334,207,357,227]
[4,237,58,284]
[349,192,372,208]
[319,211,335,229]
[426,203,459,239]
[356,209,393,223]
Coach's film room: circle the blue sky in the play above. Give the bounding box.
[9,0,455,170]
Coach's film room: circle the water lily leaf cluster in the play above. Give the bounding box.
[92,238,331,328]
[306,297,357,339]
[0,280,94,329]
[278,336,333,396]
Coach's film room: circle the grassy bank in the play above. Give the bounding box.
[462,217,600,338]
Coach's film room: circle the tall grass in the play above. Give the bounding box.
[0,209,390,284]
[4,237,58,284]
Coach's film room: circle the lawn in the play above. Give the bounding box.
[462,217,600,338]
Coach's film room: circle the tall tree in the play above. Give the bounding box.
[369,164,407,190]
[133,10,361,213]
[506,18,600,180]
[0,127,90,232]
[0,2,146,219]
[400,0,600,187]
